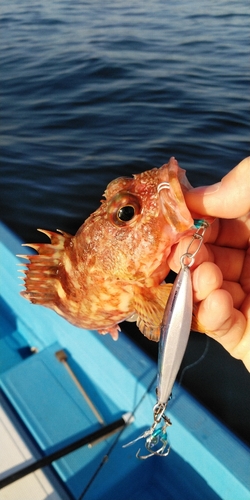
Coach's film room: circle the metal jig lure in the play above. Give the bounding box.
[124,220,209,459]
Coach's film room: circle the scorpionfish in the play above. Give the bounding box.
[20,157,200,341]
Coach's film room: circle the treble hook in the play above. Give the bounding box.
[123,403,171,459]
[136,422,170,459]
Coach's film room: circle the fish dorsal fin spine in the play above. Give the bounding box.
[19,229,73,306]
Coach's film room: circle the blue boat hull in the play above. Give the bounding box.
[0,221,249,500]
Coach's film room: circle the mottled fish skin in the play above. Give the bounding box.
[19,157,197,341]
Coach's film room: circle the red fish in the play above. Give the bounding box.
[20,157,199,341]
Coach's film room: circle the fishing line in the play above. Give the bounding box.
[178,335,210,388]
[77,330,209,497]
[76,373,157,500]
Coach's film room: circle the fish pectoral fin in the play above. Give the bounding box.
[136,318,161,342]
[132,283,173,342]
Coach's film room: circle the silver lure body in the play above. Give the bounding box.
[123,221,208,459]
[157,265,193,406]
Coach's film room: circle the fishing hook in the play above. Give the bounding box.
[124,403,171,459]
[136,422,171,459]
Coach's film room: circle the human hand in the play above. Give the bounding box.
[168,157,250,371]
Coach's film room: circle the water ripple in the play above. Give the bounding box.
[0,0,249,240]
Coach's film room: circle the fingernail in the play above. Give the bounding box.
[190,182,221,195]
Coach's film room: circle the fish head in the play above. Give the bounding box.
[75,157,194,284]
[104,156,193,229]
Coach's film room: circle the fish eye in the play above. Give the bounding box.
[108,191,141,227]
[117,205,135,222]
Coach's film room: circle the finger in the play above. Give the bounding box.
[214,215,250,249]
[171,232,246,281]
[221,281,246,309]
[192,262,223,302]
[191,260,246,308]
[185,157,250,218]
[240,246,250,294]
[209,244,245,282]
[197,289,248,367]
[240,295,250,370]
[197,289,233,332]
[168,237,213,273]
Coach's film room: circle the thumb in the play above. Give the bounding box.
[185,157,250,219]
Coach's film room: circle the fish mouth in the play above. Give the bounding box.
[158,157,194,233]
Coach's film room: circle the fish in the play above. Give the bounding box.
[19,156,201,342]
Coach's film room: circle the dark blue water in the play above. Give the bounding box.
[1,0,249,240]
[1,0,250,444]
